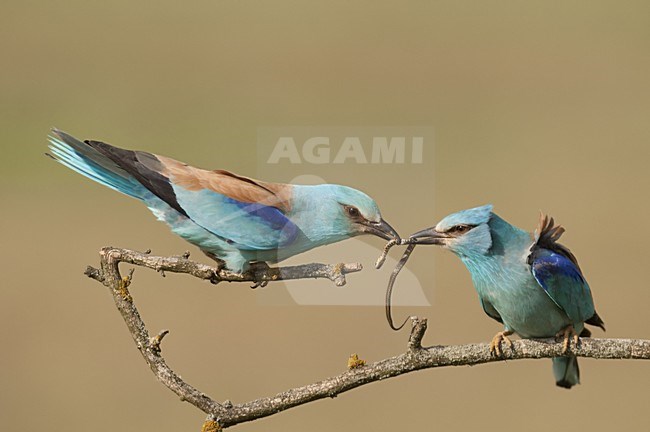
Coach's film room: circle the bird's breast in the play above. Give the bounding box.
[470,260,572,338]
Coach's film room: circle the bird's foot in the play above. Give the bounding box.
[248,262,273,289]
[555,324,579,354]
[489,330,514,357]
[202,250,227,270]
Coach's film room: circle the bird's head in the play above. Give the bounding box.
[409,204,494,257]
[294,184,399,244]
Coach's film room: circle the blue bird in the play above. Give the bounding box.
[47,129,398,275]
[410,205,604,388]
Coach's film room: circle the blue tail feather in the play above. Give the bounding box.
[48,144,138,196]
[48,129,146,200]
[553,356,580,389]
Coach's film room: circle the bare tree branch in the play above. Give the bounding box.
[85,247,650,430]
[85,247,362,286]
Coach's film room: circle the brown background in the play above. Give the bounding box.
[2,1,649,431]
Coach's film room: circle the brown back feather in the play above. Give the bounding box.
[156,155,293,213]
[533,212,582,274]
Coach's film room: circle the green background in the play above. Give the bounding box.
[2,1,649,431]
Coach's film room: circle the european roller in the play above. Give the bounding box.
[47,129,399,275]
[409,205,604,388]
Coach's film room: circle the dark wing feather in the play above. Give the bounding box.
[480,298,503,324]
[586,310,606,331]
[84,140,188,216]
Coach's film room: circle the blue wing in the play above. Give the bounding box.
[171,186,300,251]
[49,129,300,252]
[530,248,596,324]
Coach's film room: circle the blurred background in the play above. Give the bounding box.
[2,1,649,431]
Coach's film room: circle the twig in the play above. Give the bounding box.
[85,246,650,430]
[84,247,362,287]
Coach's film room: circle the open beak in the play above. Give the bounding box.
[409,226,449,245]
[362,218,400,241]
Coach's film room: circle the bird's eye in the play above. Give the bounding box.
[345,205,361,218]
[449,224,472,234]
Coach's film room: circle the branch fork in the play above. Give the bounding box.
[84,246,650,430]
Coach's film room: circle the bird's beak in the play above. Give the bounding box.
[362,218,400,241]
[409,226,449,245]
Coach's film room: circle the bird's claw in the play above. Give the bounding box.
[250,280,269,289]
[489,330,514,357]
[555,325,579,354]
[248,262,272,289]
